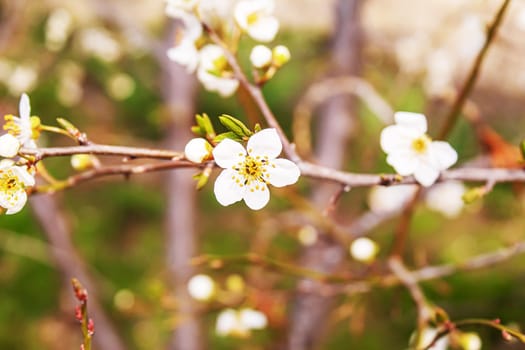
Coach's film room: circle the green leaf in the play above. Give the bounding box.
[520,140,525,160]
[213,131,243,143]
[254,123,262,133]
[218,114,253,138]
[196,113,215,137]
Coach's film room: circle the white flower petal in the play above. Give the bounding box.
[429,141,458,170]
[0,134,21,158]
[413,160,440,187]
[13,166,35,187]
[247,128,282,159]
[214,169,245,206]
[239,308,267,330]
[167,42,200,73]
[243,181,269,210]
[394,111,427,133]
[3,191,27,215]
[266,158,300,187]
[213,139,246,168]
[0,159,14,169]
[216,309,241,336]
[380,125,416,153]
[19,93,30,120]
[247,16,279,42]
[386,151,417,176]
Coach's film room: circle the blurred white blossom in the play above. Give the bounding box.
[57,61,84,107]
[425,181,466,218]
[187,274,216,301]
[7,64,38,96]
[3,93,38,149]
[380,112,457,187]
[368,185,418,214]
[45,8,73,52]
[424,49,455,97]
[350,237,379,263]
[234,0,279,42]
[414,327,448,350]
[197,44,239,97]
[216,307,267,337]
[79,28,121,63]
[459,332,482,350]
[297,225,318,246]
[166,9,203,73]
[395,33,430,75]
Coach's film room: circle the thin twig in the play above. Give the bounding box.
[438,0,512,139]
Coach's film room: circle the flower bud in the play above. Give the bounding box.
[71,154,98,171]
[250,45,273,69]
[184,138,212,163]
[187,274,216,301]
[350,237,379,263]
[0,133,21,158]
[459,332,482,350]
[272,45,291,67]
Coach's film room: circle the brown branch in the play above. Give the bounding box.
[22,144,183,161]
[31,159,200,193]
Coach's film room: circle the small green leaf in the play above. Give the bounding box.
[213,131,243,143]
[196,113,215,137]
[218,114,253,138]
[254,123,262,132]
[191,126,203,136]
[462,187,485,204]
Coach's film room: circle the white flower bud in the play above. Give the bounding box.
[350,237,379,263]
[250,45,273,69]
[0,134,21,158]
[184,138,212,163]
[187,274,216,301]
[272,45,291,67]
[459,332,482,350]
[239,308,267,330]
[71,154,98,171]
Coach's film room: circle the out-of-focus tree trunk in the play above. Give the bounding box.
[30,195,127,350]
[288,1,363,349]
[161,21,202,350]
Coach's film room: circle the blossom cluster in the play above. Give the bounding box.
[164,0,289,96]
[0,94,37,215]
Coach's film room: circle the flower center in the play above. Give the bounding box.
[411,135,431,154]
[3,115,21,136]
[0,169,24,204]
[232,155,269,189]
[247,12,260,26]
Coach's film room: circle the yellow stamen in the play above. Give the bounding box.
[411,135,431,154]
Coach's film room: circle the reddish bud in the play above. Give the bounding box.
[493,318,501,324]
[87,318,95,336]
[502,330,512,341]
[71,278,88,302]
[75,305,83,321]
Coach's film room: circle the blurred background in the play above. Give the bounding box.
[1,0,525,349]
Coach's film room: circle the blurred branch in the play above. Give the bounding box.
[293,76,393,157]
[30,194,126,350]
[438,0,511,139]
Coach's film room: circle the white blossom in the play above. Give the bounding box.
[166,9,203,73]
[460,332,482,350]
[415,327,449,350]
[3,93,37,149]
[0,134,21,158]
[380,112,457,187]
[213,128,300,210]
[198,44,239,97]
[79,28,121,63]
[368,185,418,214]
[165,0,199,12]
[0,159,35,215]
[424,180,465,218]
[350,237,379,263]
[250,45,273,68]
[234,0,279,42]
[187,274,216,301]
[216,307,268,337]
